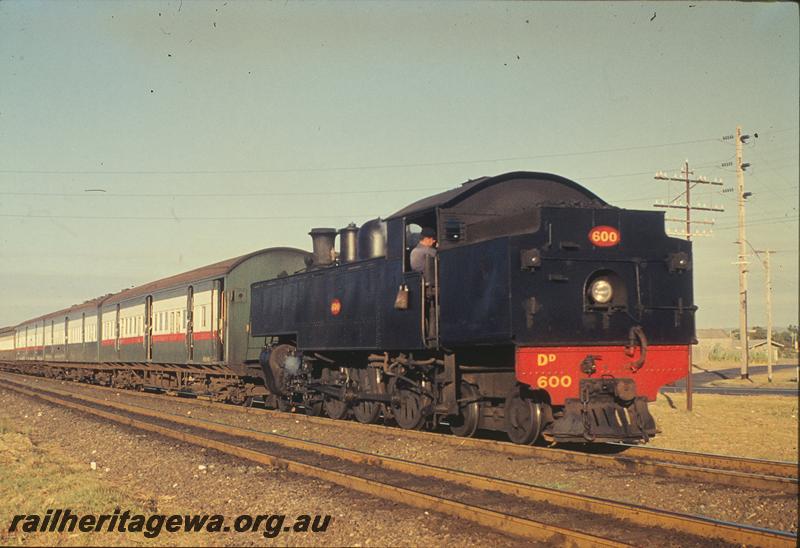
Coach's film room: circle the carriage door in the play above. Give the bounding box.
[63,317,69,360]
[213,279,224,361]
[186,287,194,361]
[145,296,153,361]
[114,304,121,357]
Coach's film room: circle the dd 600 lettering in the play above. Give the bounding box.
[537,375,573,389]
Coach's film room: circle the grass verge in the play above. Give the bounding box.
[0,417,187,546]
[649,392,799,462]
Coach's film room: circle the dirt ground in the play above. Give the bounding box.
[648,391,798,462]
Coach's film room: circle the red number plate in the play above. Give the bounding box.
[588,226,620,247]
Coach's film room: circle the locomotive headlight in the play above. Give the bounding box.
[590,279,613,304]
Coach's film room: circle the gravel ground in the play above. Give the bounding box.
[4,376,798,536]
[0,388,525,547]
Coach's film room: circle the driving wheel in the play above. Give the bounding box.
[390,378,430,430]
[449,382,480,438]
[353,368,382,424]
[504,387,543,445]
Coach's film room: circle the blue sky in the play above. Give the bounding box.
[0,1,797,329]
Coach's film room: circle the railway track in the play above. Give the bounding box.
[1,370,794,495]
[1,375,796,547]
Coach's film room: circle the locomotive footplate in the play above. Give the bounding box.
[550,378,656,443]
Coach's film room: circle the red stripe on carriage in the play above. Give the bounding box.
[150,331,216,343]
[74,332,218,348]
[151,333,185,343]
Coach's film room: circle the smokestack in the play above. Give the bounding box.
[309,228,337,267]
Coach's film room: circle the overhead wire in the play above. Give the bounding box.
[0,130,794,224]
[0,134,747,176]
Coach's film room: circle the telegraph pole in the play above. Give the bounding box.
[750,248,776,382]
[654,161,724,239]
[736,126,750,379]
[765,250,774,382]
[654,161,723,411]
[748,247,776,382]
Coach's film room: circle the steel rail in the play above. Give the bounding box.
[1,369,797,490]
[610,443,799,479]
[0,380,623,547]
[2,377,796,548]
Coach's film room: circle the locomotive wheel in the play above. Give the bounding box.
[449,383,480,438]
[324,396,349,420]
[304,400,323,416]
[353,368,382,424]
[353,401,381,424]
[390,378,430,430]
[504,387,543,445]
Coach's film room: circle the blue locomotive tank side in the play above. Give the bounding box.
[250,257,426,351]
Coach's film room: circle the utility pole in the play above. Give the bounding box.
[654,161,723,412]
[764,250,774,382]
[750,247,776,382]
[735,126,754,379]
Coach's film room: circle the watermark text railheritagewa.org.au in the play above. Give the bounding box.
[8,509,332,539]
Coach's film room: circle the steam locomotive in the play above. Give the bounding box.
[250,171,695,443]
[1,171,694,444]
